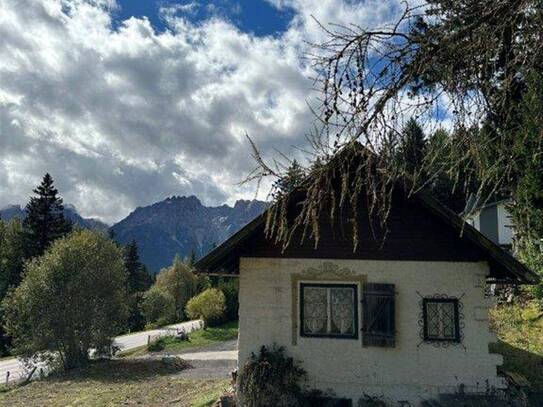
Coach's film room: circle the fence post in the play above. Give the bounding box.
[148,334,151,345]
[5,371,9,385]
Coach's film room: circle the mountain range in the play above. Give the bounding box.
[1,196,267,273]
[110,196,267,272]
[0,204,109,232]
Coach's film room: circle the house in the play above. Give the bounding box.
[195,153,538,406]
[466,199,514,249]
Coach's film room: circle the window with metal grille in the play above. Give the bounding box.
[300,283,358,339]
[422,298,460,342]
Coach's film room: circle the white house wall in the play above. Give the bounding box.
[497,203,514,246]
[238,257,504,405]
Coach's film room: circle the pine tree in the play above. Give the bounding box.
[124,240,142,293]
[123,240,153,293]
[123,240,153,332]
[23,173,72,258]
[397,119,427,178]
[187,249,197,267]
[273,160,306,198]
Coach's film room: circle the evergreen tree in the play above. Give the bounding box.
[123,240,153,332]
[508,73,543,243]
[124,240,142,293]
[425,129,477,214]
[123,240,153,293]
[273,160,306,199]
[187,249,197,267]
[397,119,427,178]
[23,173,72,258]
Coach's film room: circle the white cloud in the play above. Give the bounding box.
[0,0,402,223]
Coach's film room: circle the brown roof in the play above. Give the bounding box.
[196,147,539,285]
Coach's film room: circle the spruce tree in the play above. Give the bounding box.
[123,240,153,331]
[397,119,427,178]
[23,173,72,258]
[187,249,197,267]
[124,240,141,293]
[123,240,152,293]
[273,160,306,199]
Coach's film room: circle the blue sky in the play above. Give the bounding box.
[114,0,295,36]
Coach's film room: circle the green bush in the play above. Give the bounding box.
[154,257,199,320]
[147,337,166,352]
[185,288,226,327]
[2,230,128,370]
[141,288,176,327]
[218,279,239,321]
[238,345,308,407]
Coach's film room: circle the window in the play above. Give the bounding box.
[300,283,358,339]
[422,298,460,342]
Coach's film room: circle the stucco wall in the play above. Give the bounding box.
[238,257,504,405]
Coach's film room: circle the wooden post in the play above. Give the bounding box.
[5,371,9,385]
[147,335,151,345]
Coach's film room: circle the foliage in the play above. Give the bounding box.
[185,288,226,327]
[490,301,543,357]
[2,230,128,370]
[22,173,72,259]
[271,160,306,199]
[217,278,239,321]
[118,321,238,358]
[248,1,543,251]
[147,337,166,352]
[238,345,308,407]
[154,256,200,321]
[0,218,25,292]
[507,73,543,241]
[141,287,176,328]
[123,240,153,294]
[127,292,146,332]
[123,241,154,331]
[396,118,427,179]
[516,241,543,300]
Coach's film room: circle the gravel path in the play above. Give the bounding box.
[150,339,239,380]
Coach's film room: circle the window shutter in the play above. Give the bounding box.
[362,283,395,347]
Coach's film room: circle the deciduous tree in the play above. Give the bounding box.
[2,230,128,370]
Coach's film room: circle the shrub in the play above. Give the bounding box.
[2,230,128,370]
[147,337,167,352]
[127,292,146,332]
[141,288,176,327]
[517,240,543,301]
[185,288,226,326]
[218,278,239,321]
[238,345,308,407]
[154,257,199,320]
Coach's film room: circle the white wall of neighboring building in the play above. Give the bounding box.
[497,203,514,246]
[238,257,505,406]
[467,201,514,247]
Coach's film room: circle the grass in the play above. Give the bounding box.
[119,320,239,358]
[490,341,543,390]
[0,358,229,406]
[490,301,543,390]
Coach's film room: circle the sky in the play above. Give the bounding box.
[0,0,405,224]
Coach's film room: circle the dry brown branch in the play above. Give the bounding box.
[244,0,543,250]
